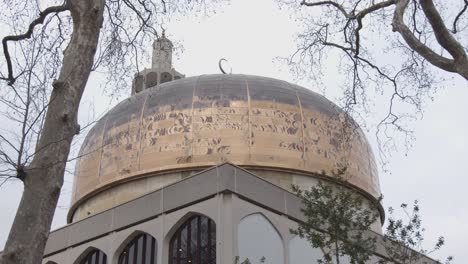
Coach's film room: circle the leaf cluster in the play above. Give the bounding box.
[291,169,380,264]
[383,200,453,264]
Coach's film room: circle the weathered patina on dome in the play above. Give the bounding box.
[71,74,380,221]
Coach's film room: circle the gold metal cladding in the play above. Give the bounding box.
[71,74,380,216]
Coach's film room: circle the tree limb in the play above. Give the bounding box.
[452,0,468,33]
[419,0,467,62]
[350,0,397,55]
[355,0,396,16]
[301,0,349,17]
[1,2,69,85]
[301,1,396,56]
[392,0,457,73]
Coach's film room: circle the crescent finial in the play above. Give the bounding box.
[218,58,232,74]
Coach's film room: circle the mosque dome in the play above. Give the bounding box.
[69,74,381,222]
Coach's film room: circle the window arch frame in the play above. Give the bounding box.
[237,212,285,264]
[168,214,216,264]
[145,72,158,88]
[160,72,172,84]
[133,75,144,94]
[117,232,158,264]
[76,247,107,264]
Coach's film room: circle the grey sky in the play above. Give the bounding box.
[1,0,467,262]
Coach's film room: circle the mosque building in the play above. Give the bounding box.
[40,34,437,264]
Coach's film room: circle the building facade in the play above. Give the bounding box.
[41,35,438,264]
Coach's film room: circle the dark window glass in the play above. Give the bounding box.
[134,75,144,94]
[137,238,142,262]
[79,249,107,264]
[160,72,173,84]
[146,72,158,88]
[118,233,157,264]
[169,215,216,264]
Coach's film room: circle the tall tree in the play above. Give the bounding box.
[281,0,467,161]
[292,175,452,264]
[291,168,381,264]
[0,0,218,263]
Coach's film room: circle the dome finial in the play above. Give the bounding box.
[218,58,232,74]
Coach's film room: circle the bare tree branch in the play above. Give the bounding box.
[301,0,349,17]
[419,0,468,74]
[354,0,396,55]
[282,0,466,165]
[452,0,468,33]
[392,0,456,71]
[1,2,69,84]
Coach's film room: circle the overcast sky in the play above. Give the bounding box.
[1,0,467,262]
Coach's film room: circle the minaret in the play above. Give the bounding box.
[132,31,185,95]
[152,30,173,71]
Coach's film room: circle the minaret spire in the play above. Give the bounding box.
[131,32,185,95]
[152,30,173,71]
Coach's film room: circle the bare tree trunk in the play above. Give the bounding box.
[0,0,105,263]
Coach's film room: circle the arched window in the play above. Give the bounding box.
[160,72,172,84]
[169,215,216,264]
[289,236,323,264]
[146,72,158,88]
[133,75,144,94]
[118,233,157,264]
[79,249,107,264]
[238,213,284,264]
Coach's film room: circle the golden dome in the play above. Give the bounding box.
[70,74,380,221]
